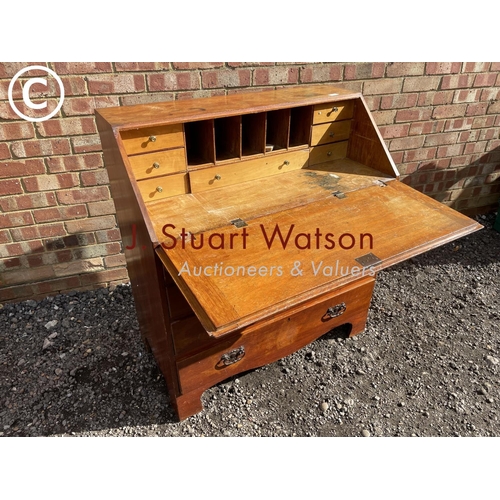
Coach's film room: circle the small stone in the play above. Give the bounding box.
[48,332,58,340]
[55,368,63,376]
[486,355,499,365]
[17,359,25,366]
[362,429,370,437]
[320,402,329,412]
[69,368,78,377]
[42,338,53,350]
[121,352,129,357]
[44,320,58,330]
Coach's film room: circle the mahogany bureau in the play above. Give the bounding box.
[95,85,481,420]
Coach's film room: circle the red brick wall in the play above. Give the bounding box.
[1,62,499,302]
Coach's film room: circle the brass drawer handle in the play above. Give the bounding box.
[327,106,339,117]
[214,174,222,180]
[327,151,332,156]
[329,132,335,137]
[149,135,157,142]
[156,186,163,193]
[284,160,290,165]
[220,346,245,366]
[153,162,160,169]
[323,303,346,319]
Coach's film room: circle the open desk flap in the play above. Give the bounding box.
[155,180,482,337]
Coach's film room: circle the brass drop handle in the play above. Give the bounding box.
[329,132,335,137]
[156,186,163,193]
[153,162,160,169]
[220,346,245,366]
[327,151,332,156]
[332,106,338,112]
[149,135,157,142]
[324,303,346,319]
[214,174,222,180]
[284,160,290,165]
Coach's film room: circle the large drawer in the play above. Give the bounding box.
[176,276,375,394]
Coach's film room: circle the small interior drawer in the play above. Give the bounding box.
[189,150,309,193]
[309,141,348,166]
[136,172,190,202]
[121,124,184,155]
[128,148,187,180]
[311,120,352,146]
[313,101,354,124]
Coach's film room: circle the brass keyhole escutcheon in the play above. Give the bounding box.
[153,162,160,169]
[149,135,157,142]
[156,186,163,193]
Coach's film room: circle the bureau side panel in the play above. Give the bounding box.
[95,114,180,397]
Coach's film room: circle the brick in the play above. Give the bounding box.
[0,96,61,121]
[104,253,126,268]
[0,122,35,141]
[363,78,403,95]
[300,64,343,83]
[0,158,45,179]
[473,73,498,87]
[35,117,96,137]
[380,93,418,109]
[402,76,441,92]
[463,63,490,72]
[87,199,116,217]
[0,230,12,244]
[79,267,129,286]
[465,102,488,116]
[453,89,482,103]
[62,96,120,116]
[344,63,385,80]
[0,211,34,228]
[424,132,459,147]
[1,239,44,258]
[11,139,71,158]
[441,74,475,89]
[487,100,500,114]
[120,92,176,106]
[426,63,462,74]
[202,69,253,89]
[471,116,495,129]
[379,124,410,139]
[116,62,172,71]
[0,284,34,302]
[2,257,21,269]
[404,147,437,162]
[60,76,88,96]
[33,204,88,223]
[10,223,66,241]
[457,130,481,143]
[95,228,122,243]
[395,107,433,122]
[389,135,425,151]
[417,91,454,106]
[1,265,55,286]
[71,134,102,153]
[0,143,10,160]
[436,144,465,158]
[253,67,299,86]
[386,62,424,77]
[56,186,109,205]
[65,215,116,233]
[389,151,404,164]
[176,90,225,101]
[432,104,467,119]
[46,153,103,173]
[0,62,48,78]
[0,178,23,195]
[31,276,81,296]
[480,88,500,101]
[52,62,113,74]
[172,62,222,70]
[72,242,121,260]
[372,110,396,125]
[88,74,145,94]
[0,192,57,212]
[80,169,109,186]
[464,141,488,155]
[444,118,474,131]
[53,258,104,277]
[409,120,445,136]
[148,72,200,92]
[22,173,79,192]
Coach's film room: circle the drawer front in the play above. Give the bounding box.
[313,100,354,124]
[137,172,190,202]
[189,149,309,193]
[311,120,352,146]
[121,124,184,155]
[177,277,375,394]
[309,141,348,166]
[128,148,187,180]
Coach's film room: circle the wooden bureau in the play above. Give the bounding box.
[95,85,482,420]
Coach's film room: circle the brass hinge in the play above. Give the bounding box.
[230,218,248,228]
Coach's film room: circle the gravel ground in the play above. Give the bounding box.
[1,213,499,437]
